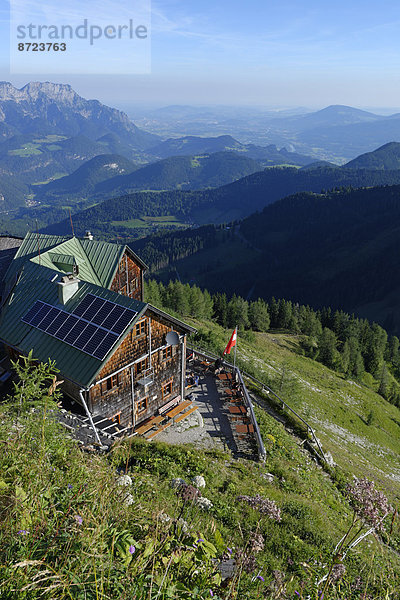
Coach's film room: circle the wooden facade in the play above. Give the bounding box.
[86,309,186,428]
[110,250,144,302]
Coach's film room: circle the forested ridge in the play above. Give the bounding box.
[126,183,400,335]
[43,165,400,237]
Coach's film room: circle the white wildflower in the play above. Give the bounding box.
[170,477,186,489]
[116,474,133,487]
[192,475,206,489]
[196,497,213,510]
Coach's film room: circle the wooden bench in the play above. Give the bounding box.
[147,420,173,440]
[135,415,163,436]
[159,395,181,415]
[174,405,198,423]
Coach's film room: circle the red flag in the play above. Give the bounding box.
[223,328,237,355]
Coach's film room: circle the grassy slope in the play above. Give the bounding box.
[1,396,399,599]
[1,323,400,598]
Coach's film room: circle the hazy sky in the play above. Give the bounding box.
[1,0,400,110]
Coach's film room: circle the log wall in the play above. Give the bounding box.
[110,251,143,302]
[88,310,186,427]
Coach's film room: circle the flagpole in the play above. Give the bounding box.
[234,325,237,368]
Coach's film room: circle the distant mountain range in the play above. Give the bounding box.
[41,154,137,199]
[0,81,158,149]
[146,135,313,165]
[36,141,400,211]
[135,103,400,161]
[37,151,270,202]
[0,82,320,210]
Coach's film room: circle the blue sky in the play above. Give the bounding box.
[1,0,400,109]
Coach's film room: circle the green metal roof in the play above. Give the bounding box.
[49,253,77,266]
[4,233,129,289]
[0,260,147,388]
[32,238,103,286]
[5,233,69,283]
[0,233,191,389]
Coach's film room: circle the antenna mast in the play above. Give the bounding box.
[35,219,41,265]
[68,208,75,237]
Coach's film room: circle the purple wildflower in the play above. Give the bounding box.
[330,563,346,583]
[129,545,135,554]
[74,515,83,525]
[209,591,214,598]
[67,484,73,490]
[17,530,29,535]
[256,575,265,582]
[346,478,391,530]
[197,538,204,543]
[226,547,232,554]
[295,592,300,597]
[177,483,201,503]
[237,494,281,521]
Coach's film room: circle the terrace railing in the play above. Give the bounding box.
[188,345,266,462]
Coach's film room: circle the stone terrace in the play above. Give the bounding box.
[154,355,259,460]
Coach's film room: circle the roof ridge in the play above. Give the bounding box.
[73,238,102,286]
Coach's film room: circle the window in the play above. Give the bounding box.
[161,346,172,361]
[130,278,138,290]
[119,259,124,273]
[162,380,173,399]
[101,373,119,394]
[111,413,121,424]
[135,320,146,337]
[137,397,148,414]
[135,357,148,375]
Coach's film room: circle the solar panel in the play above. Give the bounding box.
[72,294,94,318]
[22,292,138,361]
[74,322,98,350]
[64,319,87,345]
[54,314,80,341]
[92,332,119,360]
[22,301,45,324]
[30,303,50,327]
[46,310,65,335]
[83,328,109,355]
[73,293,137,334]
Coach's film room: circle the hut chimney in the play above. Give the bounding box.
[57,274,79,305]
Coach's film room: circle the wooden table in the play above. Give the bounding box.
[166,400,192,420]
[236,424,248,434]
[236,423,255,434]
[135,415,164,436]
